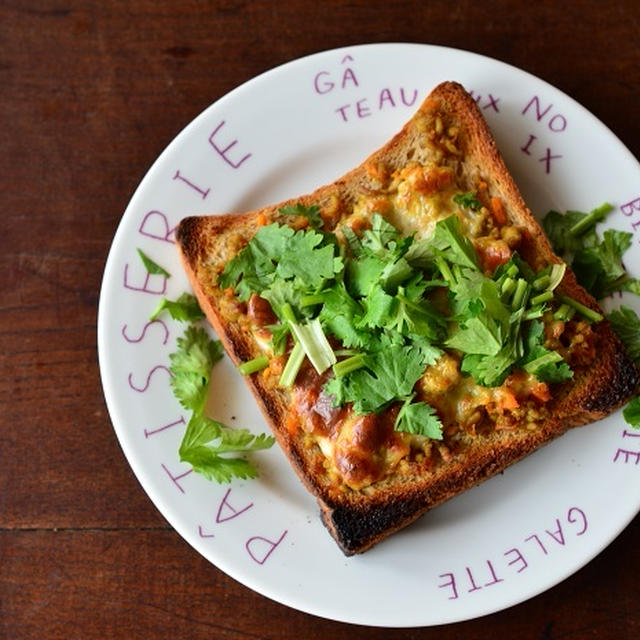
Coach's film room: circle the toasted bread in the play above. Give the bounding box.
[176,82,639,555]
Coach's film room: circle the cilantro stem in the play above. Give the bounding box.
[523,351,563,373]
[279,341,305,388]
[435,257,454,286]
[333,354,367,378]
[557,295,603,323]
[530,291,554,306]
[506,264,519,279]
[569,202,612,237]
[300,294,325,307]
[237,355,269,375]
[532,275,551,291]
[553,303,575,322]
[511,279,529,310]
[548,263,566,291]
[281,303,297,325]
[501,276,516,298]
[288,317,336,374]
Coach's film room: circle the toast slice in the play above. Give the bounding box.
[176,82,639,555]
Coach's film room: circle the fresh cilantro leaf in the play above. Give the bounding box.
[608,306,640,365]
[325,344,425,414]
[519,320,573,383]
[447,314,503,356]
[356,284,397,330]
[346,254,387,297]
[446,274,511,357]
[342,225,364,257]
[178,414,274,483]
[380,256,414,293]
[317,283,369,349]
[137,248,171,278]
[260,279,306,322]
[276,228,342,287]
[150,292,204,322]
[279,203,323,228]
[392,289,446,341]
[460,340,517,387]
[453,192,482,211]
[622,395,640,429]
[169,326,224,414]
[542,209,596,256]
[430,215,479,270]
[220,223,343,303]
[360,213,401,256]
[394,399,443,439]
[218,224,294,299]
[404,237,436,269]
[572,229,635,298]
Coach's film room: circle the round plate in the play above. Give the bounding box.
[98,43,640,627]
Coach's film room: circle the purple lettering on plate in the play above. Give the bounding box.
[504,547,528,573]
[341,66,358,90]
[245,530,287,565]
[138,210,177,244]
[465,567,482,593]
[545,518,566,546]
[613,448,640,465]
[198,525,215,538]
[522,96,553,123]
[161,463,193,494]
[483,93,500,113]
[313,71,334,95]
[216,488,254,523]
[437,506,588,601]
[522,95,567,133]
[121,319,170,345]
[379,88,396,109]
[521,133,537,156]
[335,104,350,122]
[127,364,171,393]
[467,91,500,112]
[621,197,640,217]
[144,416,185,439]
[524,533,548,555]
[356,98,370,119]
[172,170,210,200]
[622,429,640,439]
[208,121,252,169]
[438,573,458,600]
[123,263,167,295]
[483,560,504,586]
[400,88,418,107]
[539,148,562,174]
[567,507,588,536]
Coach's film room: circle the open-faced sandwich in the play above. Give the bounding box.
[176,81,639,555]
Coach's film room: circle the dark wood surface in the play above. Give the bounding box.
[2,2,639,638]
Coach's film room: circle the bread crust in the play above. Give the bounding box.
[176,82,639,555]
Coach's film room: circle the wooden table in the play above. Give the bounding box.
[2,2,639,638]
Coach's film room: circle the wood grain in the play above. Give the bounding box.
[2,1,639,638]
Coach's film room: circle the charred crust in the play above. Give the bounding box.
[176,216,202,266]
[583,343,640,414]
[322,497,424,555]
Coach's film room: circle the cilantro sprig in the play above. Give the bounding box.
[543,203,640,429]
[162,310,274,483]
[542,202,640,299]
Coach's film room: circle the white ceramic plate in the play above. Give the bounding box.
[98,43,640,627]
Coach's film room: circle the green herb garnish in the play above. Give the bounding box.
[169,325,274,481]
[150,292,205,322]
[137,248,171,278]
